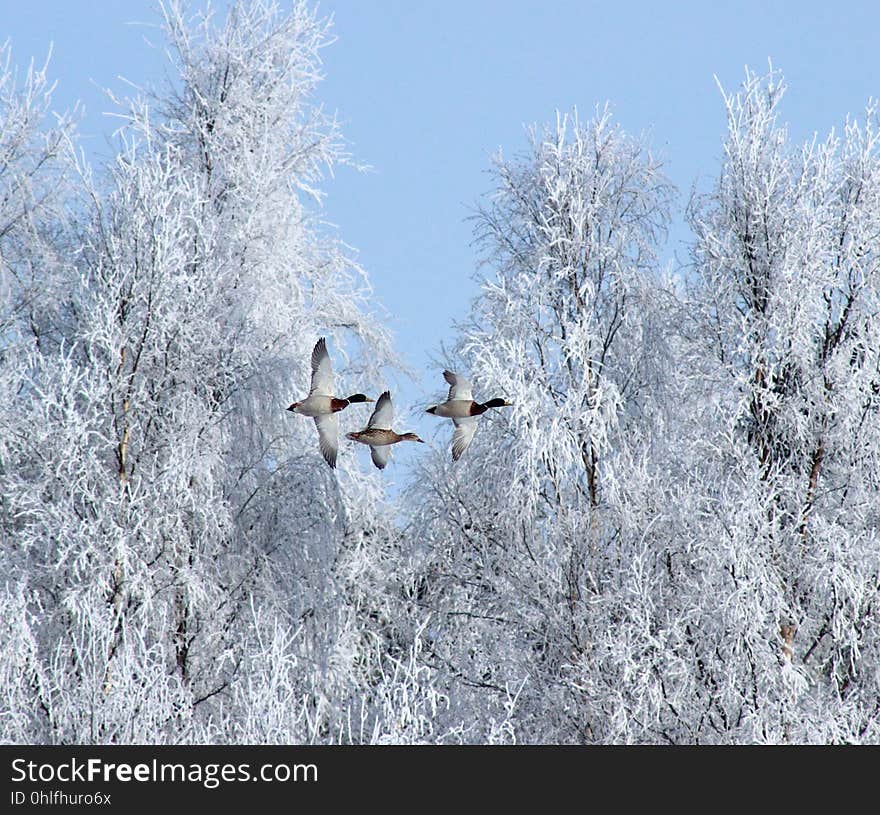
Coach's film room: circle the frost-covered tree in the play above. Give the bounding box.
[403,109,677,742]
[0,42,76,345]
[0,1,432,744]
[404,73,880,745]
[5,6,879,745]
[673,68,880,742]
[0,42,79,741]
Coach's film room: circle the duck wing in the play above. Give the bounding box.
[370,445,391,470]
[313,413,339,468]
[367,390,393,430]
[451,416,478,461]
[443,370,473,402]
[309,337,335,396]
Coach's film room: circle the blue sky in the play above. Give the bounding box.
[4,0,880,472]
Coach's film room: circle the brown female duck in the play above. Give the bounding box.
[347,390,424,469]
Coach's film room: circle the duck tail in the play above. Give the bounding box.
[425,405,437,415]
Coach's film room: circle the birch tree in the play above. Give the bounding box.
[0,0,415,743]
[404,109,677,742]
[677,67,880,742]
[405,75,880,744]
[0,41,75,345]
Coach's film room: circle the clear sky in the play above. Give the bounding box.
[4,0,880,474]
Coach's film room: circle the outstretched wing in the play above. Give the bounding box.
[451,416,478,461]
[313,413,339,468]
[368,390,393,430]
[309,337,335,396]
[370,445,391,470]
[443,370,472,402]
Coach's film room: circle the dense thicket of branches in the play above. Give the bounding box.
[0,1,433,744]
[1,3,878,744]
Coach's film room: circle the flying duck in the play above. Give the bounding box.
[286,337,373,468]
[426,370,512,461]
[347,390,424,469]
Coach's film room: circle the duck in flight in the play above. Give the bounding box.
[347,390,424,469]
[286,337,374,468]
[426,370,512,461]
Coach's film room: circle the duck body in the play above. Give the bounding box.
[347,428,423,446]
[426,399,501,418]
[286,337,373,468]
[346,391,424,469]
[288,394,360,417]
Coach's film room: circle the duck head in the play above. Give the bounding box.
[482,398,513,409]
